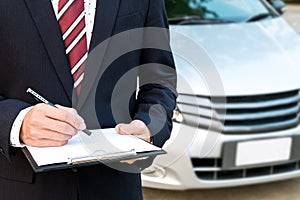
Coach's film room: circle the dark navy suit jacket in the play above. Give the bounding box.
[0,0,176,199]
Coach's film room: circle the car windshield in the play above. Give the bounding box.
[165,0,275,24]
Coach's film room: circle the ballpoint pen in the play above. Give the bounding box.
[26,88,92,136]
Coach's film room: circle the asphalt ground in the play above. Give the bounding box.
[143,3,300,200]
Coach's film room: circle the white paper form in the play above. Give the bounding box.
[25,128,161,166]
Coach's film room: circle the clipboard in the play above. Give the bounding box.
[22,129,166,172]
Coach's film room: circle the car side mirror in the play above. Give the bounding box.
[268,0,286,15]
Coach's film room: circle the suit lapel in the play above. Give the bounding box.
[89,0,121,52]
[24,0,73,103]
[77,0,121,110]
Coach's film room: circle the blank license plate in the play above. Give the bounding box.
[235,137,292,167]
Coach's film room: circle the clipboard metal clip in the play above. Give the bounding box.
[68,149,137,165]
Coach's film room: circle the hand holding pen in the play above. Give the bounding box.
[26,88,91,136]
[20,88,91,147]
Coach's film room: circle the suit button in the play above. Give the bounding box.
[0,148,5,155]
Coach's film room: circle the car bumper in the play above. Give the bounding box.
[142,123,300,190]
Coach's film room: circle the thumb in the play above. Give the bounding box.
[115,120,145,135]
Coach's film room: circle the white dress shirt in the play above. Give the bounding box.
[10,0,97,147]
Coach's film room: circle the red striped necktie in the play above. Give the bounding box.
[58,0,87,96]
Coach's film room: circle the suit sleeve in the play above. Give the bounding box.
[0,98,30,160]
[134,0,177,148]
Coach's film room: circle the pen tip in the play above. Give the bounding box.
[83,129,92,136]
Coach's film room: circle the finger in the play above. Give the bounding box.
[120,158,139,164]
[116,123,145,135]
[56,105,86,130]
[23,120,74,142]
[129,120,150,135]
[120,156,149,164]
[115,123,151,142]
[36,128,74,142]
[43,104,86,130]
[44,118,78,136]
[134,134,151,143]
[25,110,78,137]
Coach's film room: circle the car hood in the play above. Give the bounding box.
[170,18,300,96]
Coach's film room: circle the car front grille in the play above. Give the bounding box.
[191,158,300,181]
[177,90,300,134]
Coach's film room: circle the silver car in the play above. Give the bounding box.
[142,0,300,190]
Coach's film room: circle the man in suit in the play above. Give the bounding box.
[0,0,176,199]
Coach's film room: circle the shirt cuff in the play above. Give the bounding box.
[10,107,32,148]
